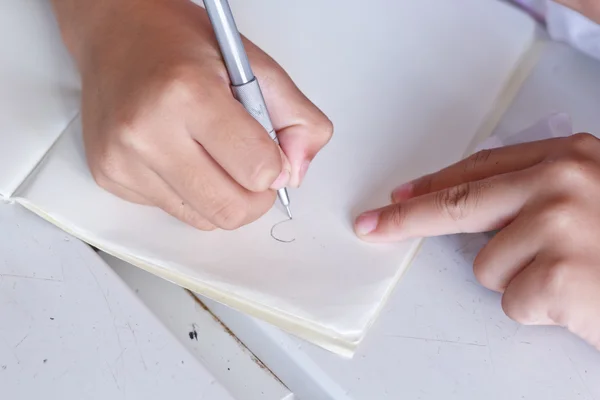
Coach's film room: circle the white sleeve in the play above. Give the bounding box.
[506,0,600,61]
[546,2,600,61]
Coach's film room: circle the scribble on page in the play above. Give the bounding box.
[270,218,296,243]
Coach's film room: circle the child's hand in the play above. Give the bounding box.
[51,0,332,230]
[356,133,600,349]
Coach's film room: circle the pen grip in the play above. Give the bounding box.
[231,78,279,143]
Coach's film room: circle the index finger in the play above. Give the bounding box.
[187,93,287,193]
[355,171,532,242]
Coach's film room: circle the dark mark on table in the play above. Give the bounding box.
[184,290,287,387]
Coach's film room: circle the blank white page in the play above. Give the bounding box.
[14,0,535,355]
[0,1,80,197]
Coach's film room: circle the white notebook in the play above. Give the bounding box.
[1,0,538,356]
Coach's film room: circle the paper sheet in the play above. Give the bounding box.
[0,1,80,197]
[5,0,536,356]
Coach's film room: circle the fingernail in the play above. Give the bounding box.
[270,169,290,190]
[355,211,379,236]
[391,182,414,203]
[298,160,310,185]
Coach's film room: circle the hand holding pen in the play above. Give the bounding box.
[51,0,332,230]
[203,0,295,218]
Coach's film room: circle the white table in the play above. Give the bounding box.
[102,252,293,400]
[0,202,237,400]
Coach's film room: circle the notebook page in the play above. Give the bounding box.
[14,0,535,355]
[0,1,80,198]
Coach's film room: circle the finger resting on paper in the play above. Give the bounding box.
[356,172,532,241]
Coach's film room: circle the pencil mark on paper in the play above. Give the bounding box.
[270,218,296,243]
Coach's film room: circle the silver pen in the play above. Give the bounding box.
[203,0,293,219]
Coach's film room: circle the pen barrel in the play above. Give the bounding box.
[231,78,278,142]
[232,79,290,208]
[203,0,292,213]
[203,0,253,85]
[277,187,290,207]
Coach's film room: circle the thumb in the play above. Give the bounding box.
[263,76,333,187]
[247,42,333,187]
[277,118,333,187]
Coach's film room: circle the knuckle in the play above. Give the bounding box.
[314,116,334,146]
[196,224,216,232]
[155,197,214,230]
[546,156,595,189]
[537,201,577,232]
[434,183,475,221]
[296,112,334,157]
[501,284,548,325]
[382,205,406,228]
[568,132,598,154]
[175,205,215,231]
[257,191,277,216]
[247,151,283,191]
[210,199,248,230]
[90,167,112,190]
[540,261,570,300]
[161,64,200,102]
[465,149,493,172]
[501,259,573,326]
[107,111,156,158]
[187,215,216,231]
[539,261,571,326]
[154,62,212,112]
[501,292,529,324]
[472,255,501,292]
[115,123,149,155]
[90,150,122,184]
[412,174,433,196]
[242,191,277,226]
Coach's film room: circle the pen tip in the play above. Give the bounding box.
[286,205,293,220]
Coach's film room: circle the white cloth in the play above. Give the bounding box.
[511,0,600,61]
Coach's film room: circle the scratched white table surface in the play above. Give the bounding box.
[104,36,600,400]
[0,202,236,400]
